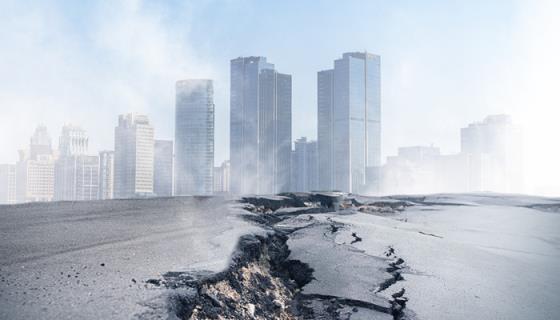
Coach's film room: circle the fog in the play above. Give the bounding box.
[1,0,559,196]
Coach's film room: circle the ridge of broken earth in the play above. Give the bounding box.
[144,232,315,319]
[242,193,344,213]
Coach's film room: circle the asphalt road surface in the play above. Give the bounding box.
[0,197,259,320]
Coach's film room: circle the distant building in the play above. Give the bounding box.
[54,125,99,201]
[382,146,441,194]
[230,56,292,195]
[114,113,154,198]
[154,140,173,197]
[59,125,88,157]
[98,151,114,200]
[0,164,17,204]
[16,126,56,203]
[460,115,523,192]
[29,125,53,160]
[175,80,214,195]
[381,115,523,195]
[213,160,231,194]
[54,155,99,201]
[291,137,319,192]
[318,52,381,193]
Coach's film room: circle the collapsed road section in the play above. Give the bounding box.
[144,193,415,320]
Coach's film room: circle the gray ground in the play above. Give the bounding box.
[1,193,559,319]
[0,197,260,319]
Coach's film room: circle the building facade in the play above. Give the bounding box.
[318,52,381,194]
[114,113,154,198]
[175,80,214,195]
[230,56,292,195]
[98,151,114,200]
[54,125,99,201]
[0,164,17,204]
[154,139,173,197]
[460,115,523,193]
[213,160,231,194]
[16,126,55,203]
[291,137,319,192]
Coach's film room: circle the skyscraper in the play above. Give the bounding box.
[230,56,292,195]
[98,150,114,200]
[154,139,173,197]
[317,52,381,193]
[114,113,154,198]
[175,80,214,195]
[55,125,99,201]
[58,125,88,157]
[291,137,319,192]
[16,126,55,202]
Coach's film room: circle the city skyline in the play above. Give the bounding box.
[1,1,559,195]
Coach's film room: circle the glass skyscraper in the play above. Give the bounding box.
[230,57,292,195]
[318,52,381,193]
[175,79,214,195]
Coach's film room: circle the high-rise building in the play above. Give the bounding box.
[154,139,173,197]
[16,126,55,202]
[213,160,231,194]
[59,125,88,157]
[230,56,292,195]
[29,125,52,160]
[54,125,99,201]
[175,80,214,196]
[318,52,381,193]
[54,155,99,201]
[98,151,114,200]
[114,113,154,198]
[291,137,319,192]
[460,115,523,192]
[0,164,17,204]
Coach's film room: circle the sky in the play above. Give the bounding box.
[1,0,559,195]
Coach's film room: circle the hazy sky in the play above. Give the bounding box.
[1,0,559,195]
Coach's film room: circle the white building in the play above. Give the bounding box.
[291,137,319,192]
[98,151,114,200]
[213,160,230,194]
[0,164,17,204]
[16,126,56,203]
[55,125,99,201]
[114,113,154,198]
[461,115,523,193]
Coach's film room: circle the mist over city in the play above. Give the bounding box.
[1,1,559,320]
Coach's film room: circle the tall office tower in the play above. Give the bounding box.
[98,151,114,200]
[29,125,53,159]
[0,164,17,204]
[55,125,99,201]
[317,70,334,191]
[114,113,154,198]
[230,56,292,195]
[16,126,55,203]
[213,160,231,194]
[54,155,99,201]
[291,137,319,192]
[154,140,173,197]
[175,80,214,195]
[460,115,523,193]
[59,125,88,157]
[317,52,381,193]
